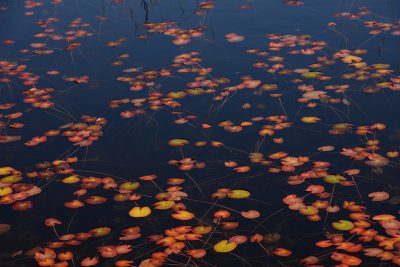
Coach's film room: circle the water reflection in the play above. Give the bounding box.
[0,0,400,266]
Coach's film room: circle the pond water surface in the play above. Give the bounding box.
[1,1,400,266]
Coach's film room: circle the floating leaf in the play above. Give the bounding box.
[332,220,354,231]
[324,175,346,184]
[168,139,189,147]
[129,207,152,218]
[301,72,322,79]
[213,240,237,253]
[228,190,251,199]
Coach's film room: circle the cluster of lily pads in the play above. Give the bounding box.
[1,0,400,267]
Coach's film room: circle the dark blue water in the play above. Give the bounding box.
[1,1,400,266]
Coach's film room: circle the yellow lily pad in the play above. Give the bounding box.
[213,240,237,253]
[228,190,251,199]
[129,206,152,218]
[62,175,80,184]
[168,139,189,147]
[332,220,354,231]
[301,72,322,79]
[301,116,321,123]
[153,201,175,210]
[324,175,346,184]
